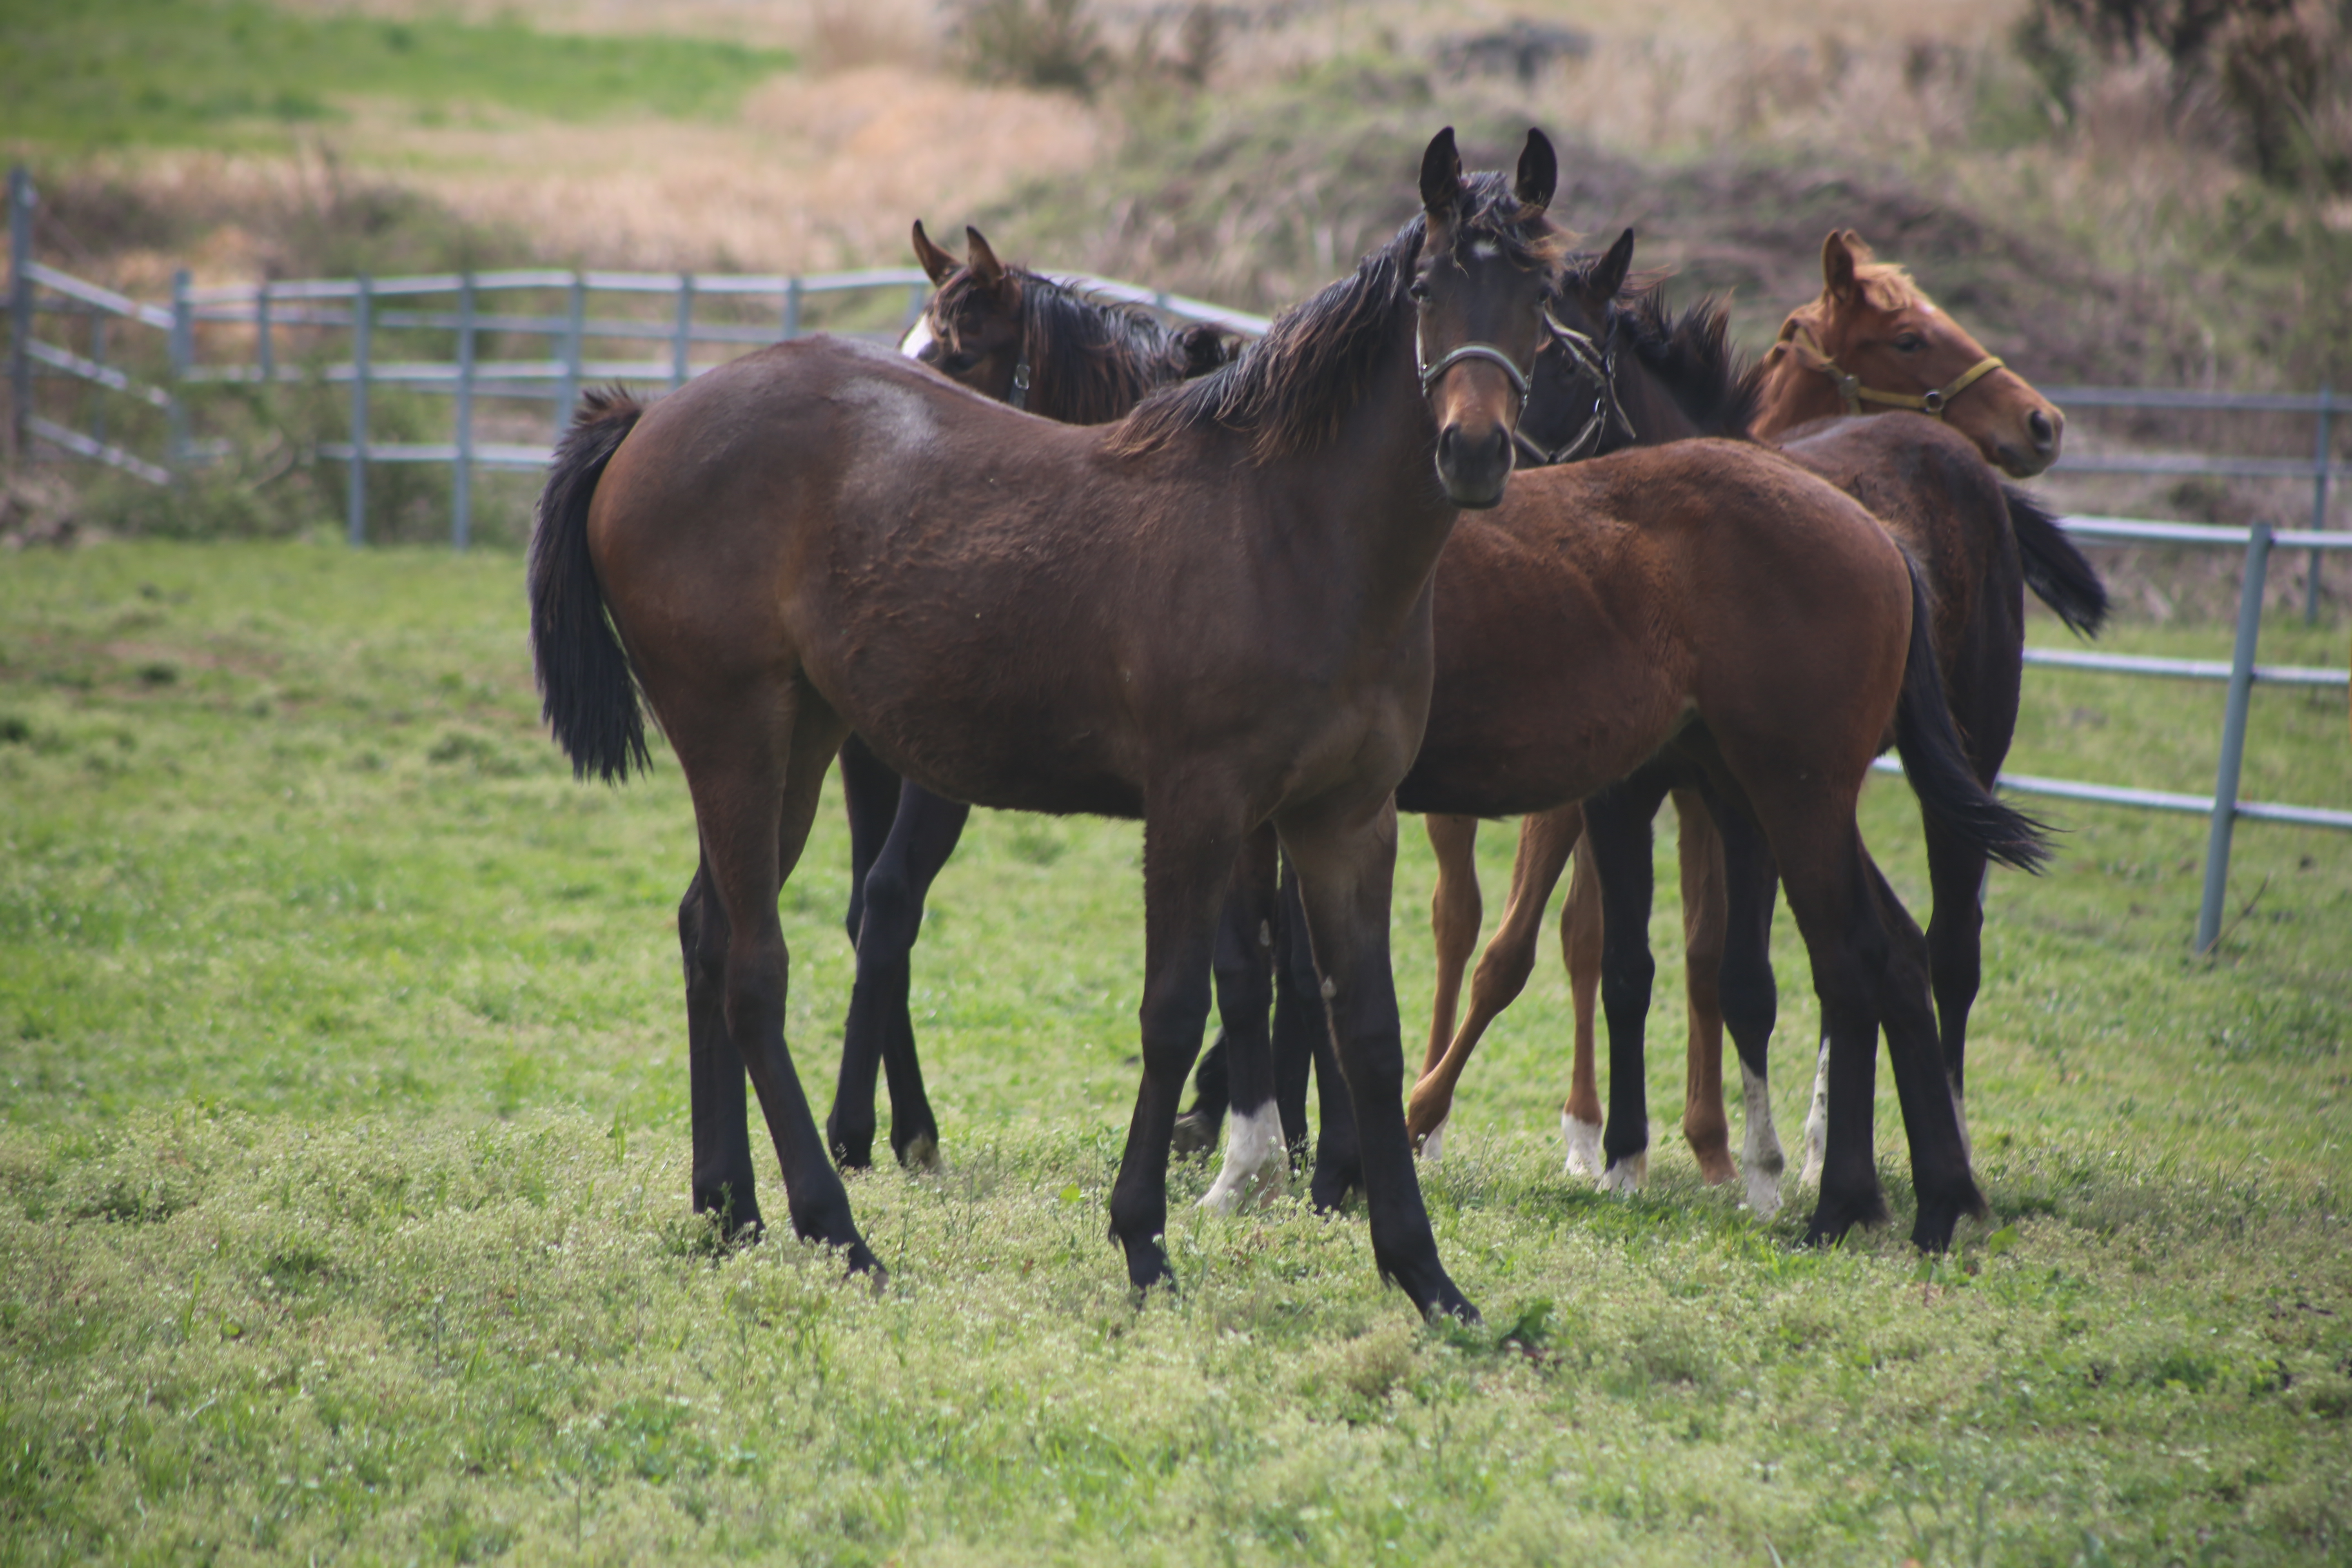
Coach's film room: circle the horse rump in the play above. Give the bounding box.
[2005,484,2110,637]
[528,387,651,783]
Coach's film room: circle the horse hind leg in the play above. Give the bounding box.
[681,855,760,1236]
[1922,822,1989,1167]
[1415,813,1483,1156]
[1202,824,1285,1213]
[1703,789,1787,1218]
[1863,854,1985,1251]
[676,686,878,1275]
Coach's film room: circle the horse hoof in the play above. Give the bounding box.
[896,1131,942,1174]
[1597,1151,1647,1194]
[1170,1111,1219,1158]
[1743,1165,1783,1220]
[1420,1280,1481,1326]
[1121,1238,1176,1292]
[1418,1117,1450,1161]
[842,1241,887,1289]
[1560,1112,1605,1180]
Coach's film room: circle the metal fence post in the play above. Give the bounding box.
[2196,521,2274,953]
[453,272,476,550]
[167,268,192,476]
[8,165,32,463]
[346,276,372,547]
[86,313,108,446]
[255,279,274,390]
[557,270,584,425]
[670,272,695,391]
[782,276,801,340]
[2309,381,2332,625]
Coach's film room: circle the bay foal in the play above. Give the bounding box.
[529,130,1565,1320]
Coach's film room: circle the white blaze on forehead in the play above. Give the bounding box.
[899,315,935,360]
[1471,241,1500,260]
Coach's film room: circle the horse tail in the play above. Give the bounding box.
[1892,554,2052,873]
[2005,484,2110,637]
[528,388,650,783]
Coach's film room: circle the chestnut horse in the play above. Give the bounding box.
[1407,229,2104,1214]
[823,222,1237,1175]
[889,227,2051,1250]
[528,129,1566,1321]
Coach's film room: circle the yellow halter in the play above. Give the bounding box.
[1781,321,2005,418]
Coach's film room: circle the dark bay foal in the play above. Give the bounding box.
[528,129,1566,1320]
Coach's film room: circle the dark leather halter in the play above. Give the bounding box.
[1513,313,1633,469]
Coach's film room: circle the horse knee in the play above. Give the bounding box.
[722,938,788,1042]
[858,866,920,954]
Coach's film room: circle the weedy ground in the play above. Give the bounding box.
[0,540,2347,1564]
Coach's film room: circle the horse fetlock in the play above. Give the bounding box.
[1559,1111,1606,1180]
[1200,1103,1287,1214]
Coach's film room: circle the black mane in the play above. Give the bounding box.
[1111,172,1564,463]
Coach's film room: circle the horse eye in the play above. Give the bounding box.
[1408,280,1430,302]
[1895,333,1924,352]
[942,352,978,374]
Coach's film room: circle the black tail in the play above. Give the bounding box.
[2005,485,2109,638]
[1893,556,2052,873]
[528,388,650,783]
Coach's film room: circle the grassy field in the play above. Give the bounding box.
[0,538,2348,1564]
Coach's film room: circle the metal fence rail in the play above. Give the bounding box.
[2043,382,2346,622]
[4,165,1272,547]
[1875,515,2352,952]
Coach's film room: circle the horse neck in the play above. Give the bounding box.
[1749,337,1844,440]
[1026,292,1189,425]
[1306,329,1456,623]
[1616,353,1717,445]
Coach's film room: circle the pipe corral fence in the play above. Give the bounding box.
[6,165,2346,953]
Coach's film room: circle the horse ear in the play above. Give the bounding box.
[964,225,1007,292]
[911,220,959,286]
[1586,228,1635,301]
[1419,126,1463,224]
[1822,230,1861,304]
[1514,128,1556,213]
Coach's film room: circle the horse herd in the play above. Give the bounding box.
[526,128,2109,1325]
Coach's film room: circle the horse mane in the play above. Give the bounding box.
[1109,172,1566,463]
[1016,272,1214,424]
[1555,248,1763,439]
[1617,287,1766,438]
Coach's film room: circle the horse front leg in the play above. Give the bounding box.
[1106,795,1244,1294]
[1702,786,1787,1218]
[1419,814,1483,1087]
[1580,777,1673,1193]
[1672,789,1738,1185]
[830,782,968,1171]
[1283,796,1476,1324]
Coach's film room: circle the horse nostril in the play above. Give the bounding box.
[2028,408,2056,451]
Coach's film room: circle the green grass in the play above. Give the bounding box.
[1,540,2348,1564]
[0,0,793,151]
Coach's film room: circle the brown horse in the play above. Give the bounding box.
[889,224,2049,1247]
[1408,230,2102,1215]
[528,129,1566,1321]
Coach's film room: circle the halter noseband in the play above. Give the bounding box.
[1784,321,2004,419]
[1417,340,1532,400]
[1512,313,1635,468]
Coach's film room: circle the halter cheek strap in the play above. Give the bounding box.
[1783,322,2004,419]
[1513,314,1634,468]
[1009,354,1031,412]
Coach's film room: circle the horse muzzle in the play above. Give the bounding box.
[1436,420,1515,509]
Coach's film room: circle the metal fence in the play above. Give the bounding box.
[7,163,2345,948]
[2041,381,2348,622]
[4,165,1269,546]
